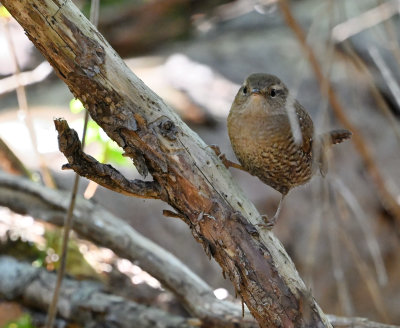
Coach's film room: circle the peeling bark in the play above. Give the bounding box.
[0,171,256,328]
[54,119,162,198]
[1,1,332,327]
[0,173,397,328]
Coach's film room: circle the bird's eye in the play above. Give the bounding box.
[270,88,277,98]
[242,86,248,95]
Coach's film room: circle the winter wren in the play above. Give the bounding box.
[226,73,351,228]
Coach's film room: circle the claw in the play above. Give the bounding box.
[209,144,222,156]
[257,195,286,230]
[209,144,238,169]
[256,215,276,230]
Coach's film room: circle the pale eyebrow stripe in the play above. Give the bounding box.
[270,84,284,90]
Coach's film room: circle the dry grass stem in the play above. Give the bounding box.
[331,177,388,286]
[279,0,400,225]
[3,19,55,188]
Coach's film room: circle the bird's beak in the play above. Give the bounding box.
[250,88,261,95]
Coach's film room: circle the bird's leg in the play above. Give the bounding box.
[259,194,286,229]
[209,145,245,171]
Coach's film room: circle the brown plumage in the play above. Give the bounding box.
[227,73,351,227]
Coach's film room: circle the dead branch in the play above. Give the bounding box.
[0,172,397,328]
[327,314,400,328]
[54,119,162,199]
[0,256,199,328]
[2,17,55,188]
[340,41,400,144]
[2,0,331,326]
[0,61,52,95]
[0,171,256,328]
[331,0,399,43]
[46,5,99,326]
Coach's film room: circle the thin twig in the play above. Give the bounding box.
[331,177,388,286]
[379,0,400,69]
[331,0,400,43]
[1,173,398,328]
[368,46,400,115]
[0,137,32,178]
[3,19,55,188]
[304,191,322,286]
[83,180,98,199]
[0,61,52,95]
[163,209,186,219]
[45,109,92,328]
[1,1,337,324]
[327,185,354,316]
[0,172,255,327]
[44,173,80,328]
[44,2,99,326]
[278,0,400,225]
[213,0,278,23]
[303,0,335,286]
[334,202,390,322]
[339,40,400,143]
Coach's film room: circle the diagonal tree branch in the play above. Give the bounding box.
[0,171,256,328]
[0,172,397,328]
[1,1,332,326]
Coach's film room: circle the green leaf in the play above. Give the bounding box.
[85,120,102,144]
[69,98,85,114]
[70,118,131,167]
[104,143,129,166]
[5,314,35,328]
[0,6,11,18]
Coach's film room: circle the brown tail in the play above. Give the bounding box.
[323,129,352,145]
[317,129,351,177]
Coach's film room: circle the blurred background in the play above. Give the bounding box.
[1,0,400,326]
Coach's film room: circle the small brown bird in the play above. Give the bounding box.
[225,73,351,228]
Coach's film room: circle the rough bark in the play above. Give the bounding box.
[0,171,256,328]
[0,173,397,328]
[0,256,198,328]
[1,1,332,326]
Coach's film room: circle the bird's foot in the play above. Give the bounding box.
[257,195,285,229]
[209,144,222,156]
[256,215,278,230]
[209,144,244,170]
[209,145,228,168]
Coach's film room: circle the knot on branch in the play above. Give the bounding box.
[159,117,177,141]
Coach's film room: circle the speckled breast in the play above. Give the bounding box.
[228,111,315,195]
